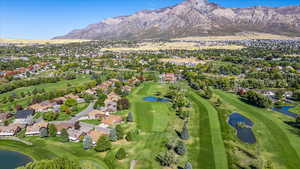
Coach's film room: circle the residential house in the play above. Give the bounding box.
[0,113,11,123]
[29,101,54,112]
[53,122,74,135]
[25,122,48,136]
[102,115,123,126]
[67,128,86,142]
[0,124,25,136]
[14,110,35,125]
[87,129,109,145]
[160,73,177,83]
[52,97,66,104]
[88,110,106,120]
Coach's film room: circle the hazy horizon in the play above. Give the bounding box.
[1,0,300,40]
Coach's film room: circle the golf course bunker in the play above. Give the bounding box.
[143,96,171,102]
[228,113,256,144]
[272,106,297,118]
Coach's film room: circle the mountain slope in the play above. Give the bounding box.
[54,0,300,40]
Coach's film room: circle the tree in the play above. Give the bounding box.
[83,135,93,150]
[40,127,48,138]
[109,128,118,142]
[174,141,186,155]
[95,136,111,152]
[180,122,189,140]
[74,121,81,130]
[60,128,69,142]
[241,90,272,108]
[156,151,176,167]
[116,124,125,140]
[117,98,130,110]
[294,90,300,101]
[184,162,193,169]
[296,115,300,123]
[43,111,58,121]
[48,124,57,137]
[127,112,133,122]
[115,148,126,160]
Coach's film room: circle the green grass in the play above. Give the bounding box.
[186,90,228,169]
[215,90,300,169]
[290,105,300,114]
[128,82,171,132]
[0,137,109,169]
[80,119,101,125]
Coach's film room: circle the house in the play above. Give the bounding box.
[52,97,66,104]
[67,128,86,142]
[25,122,48,136]
[0,124,24,136]
[53,122,74,135]
[107,92,121,102]
[14,110,35,125]
[65,94,80,100]
[160,73,177,83]
[102,115,123,126]
[87,129,109,144]
[0,113,11,123]
[88,110,106,120]
[29,101,54,112]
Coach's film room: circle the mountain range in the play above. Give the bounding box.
[54,0,300,40]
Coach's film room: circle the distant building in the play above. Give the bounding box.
[160,73,177,83]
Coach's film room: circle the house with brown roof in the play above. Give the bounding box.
[160,73,177,83]
[87,129,109,144]
[53,122,74,135]
[88,110,106,120]
[0,124,25,136]
[25,122,48,136]
[0,113,11,123]
[29,101,55,112]
[102,115,123,126]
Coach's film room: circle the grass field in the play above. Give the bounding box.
[187,90,228,169]
[172,32,300,41]
[101,42,244,52]
[215,90,300,169]
[0,38,90,45]
[0,137,108,169]
[290,105,300,114]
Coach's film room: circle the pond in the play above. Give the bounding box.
[0,150,32,169]
[143,96,171,102]
[228,113,256,144]
[272,106,297,118]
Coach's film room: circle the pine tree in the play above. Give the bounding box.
[115,148,127,160]
[95,136,111,152]
[60,128,69,142]
[180,121,189,140]
[48,124,57,137]
[83,135,93,150]
[174,140,186,155]
[116,124,125,140]
[127,112,133,122]
[40,127,48,138]
[109,128,118,142]
[184,162,193,169]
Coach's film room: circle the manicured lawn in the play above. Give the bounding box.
[128,82,171,132]
[186,90,228,169]
[215,90,300,169]
[290,105,300,114]
[0,137,109,169]
[80,119,101,125]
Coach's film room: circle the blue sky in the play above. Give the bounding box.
[1,0,299,40]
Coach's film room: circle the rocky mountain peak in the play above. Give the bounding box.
[53,1,300,40]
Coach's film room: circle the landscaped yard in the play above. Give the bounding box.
[215,90,300,169]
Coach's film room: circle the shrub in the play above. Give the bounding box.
[115,148,126,160]
[174,141,186,156]
[48,124,57,137]
[83,135,93,150]
[95,136,111,152]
